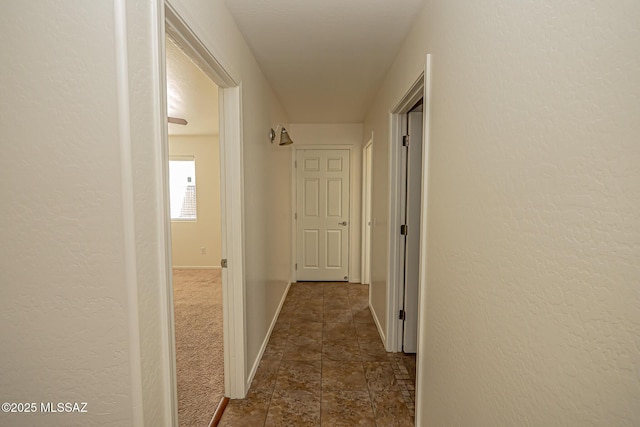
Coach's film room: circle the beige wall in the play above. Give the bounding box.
[1,1,137,425]
[288,124,363,282]
[365,1,640,426]
[1,0,292,425]
[169,135,221,268]
[289,123,363,146]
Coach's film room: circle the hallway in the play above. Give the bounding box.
[219,282,416,426]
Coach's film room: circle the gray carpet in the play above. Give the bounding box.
[173,269,224,426]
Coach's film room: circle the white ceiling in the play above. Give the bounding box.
[166,37,219,136]
[224,0,425,123]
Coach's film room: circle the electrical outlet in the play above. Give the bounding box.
[201,247,207,255]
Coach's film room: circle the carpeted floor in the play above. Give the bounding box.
[173,269,224,427]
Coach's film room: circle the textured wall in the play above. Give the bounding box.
[0,0,293,425]
[0,1,136,426]
[365,1,640,425]
[169,135,222,268]
[288,123,364,147]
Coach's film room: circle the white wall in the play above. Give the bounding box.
[1,0,292,425]
[169,135,222,268]
[288,124,363,283]
[364,1,640,426]
[289,123,363,147]
[0,2,137,426]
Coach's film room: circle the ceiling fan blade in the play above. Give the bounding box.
[168,117,188,125]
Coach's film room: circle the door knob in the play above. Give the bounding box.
[338,221,347,226]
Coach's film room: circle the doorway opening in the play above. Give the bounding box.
[386,73,425,353]
[386,54,432,426]
[386,85,425,427]
[399,100,423,354]
[160,4,248,425]
[165,34,224,426]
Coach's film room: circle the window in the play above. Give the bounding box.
[169,158,197,220]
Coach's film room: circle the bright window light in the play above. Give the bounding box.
[169,158,197,220]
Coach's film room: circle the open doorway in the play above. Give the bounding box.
[165,35,224,426]
[385,86,426,426]
[387,73,426,354]
[399,100,423,354]
[160,4,248,426]
[385,56,432,426]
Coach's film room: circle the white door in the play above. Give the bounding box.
[402,111,423,353]
[296,149,350,281]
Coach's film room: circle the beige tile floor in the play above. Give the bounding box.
[219,282,415,427]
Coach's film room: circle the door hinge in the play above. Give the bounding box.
[402,135,410,147]
[221,259,228,268]
[294,160,297,168]
[399,309,406,321]
[295,212,297,220]
[295,263,298,270]
[400,224,408,235]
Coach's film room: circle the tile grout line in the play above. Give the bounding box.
[350,287,379,427]
[264,296,296,427]
[389,353,416,420]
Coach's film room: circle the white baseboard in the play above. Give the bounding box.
[246,281,292,390]
[370,301,387,349]
[172,265,221,270]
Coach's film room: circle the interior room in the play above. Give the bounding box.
[166,36,224,426]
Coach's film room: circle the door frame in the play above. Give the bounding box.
[400,110,424,353]
[386,55,432,355]
[291,145,359,283]
[386,55,432,427]
[361,137,374,285]
[386,73,424,353]
[161,2,248,417]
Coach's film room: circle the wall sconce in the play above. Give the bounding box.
[269,125,294,146]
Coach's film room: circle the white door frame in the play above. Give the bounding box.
[385,55,432,427]
[414,53,433,427]
[386,72,425,353]
[361,138,373,285]
[162,3,247,416]
[386,54,432,355]
[291,145,359,283]
[400,110,424,354]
